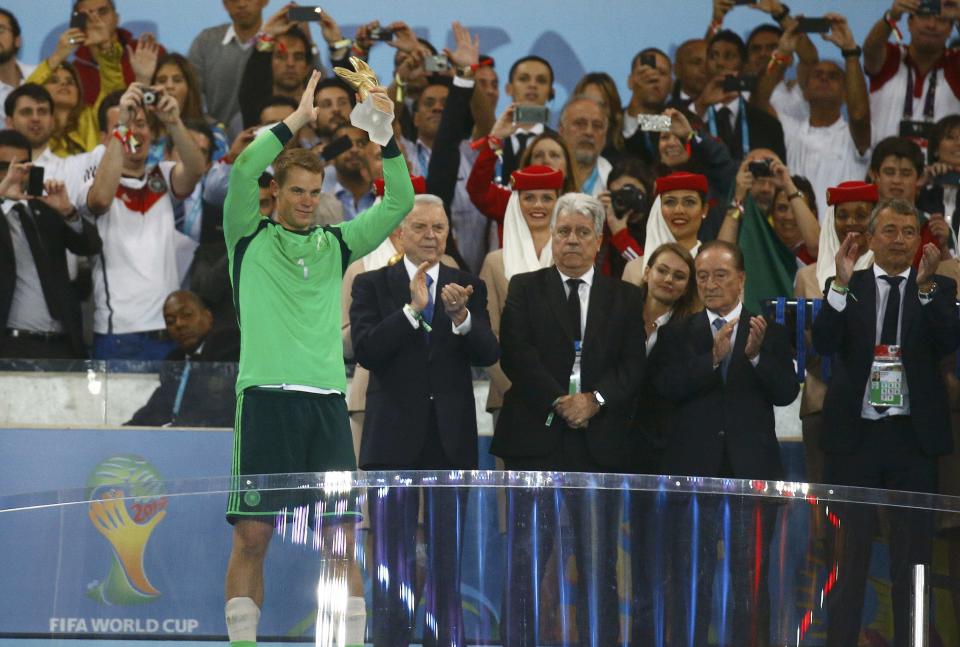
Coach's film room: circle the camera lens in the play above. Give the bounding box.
[143,90,156,106]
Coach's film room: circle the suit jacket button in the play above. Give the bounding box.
[718,430,725,436]
[429,394,435,400]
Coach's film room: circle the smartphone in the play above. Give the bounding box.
[734,0,756,5]
[918,0,942,15]
[638,114,672,133]
[69,11,88,31]
[513,105,549,125]
[288,6,324,21]
[721,75,751,93]
[900,119,934,140]
[796,17,832,33]
[27,166,44,197]
[368,27,394,41]
[424,55,450,73]
[640,53,656,69]
[320,135,353,162]
[934,172,960,186]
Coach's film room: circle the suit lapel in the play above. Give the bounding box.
[583,275,612,348]
[901,268,920,341]
[546,269,575,342]
[727,308,752,381]
[388,262,412,312]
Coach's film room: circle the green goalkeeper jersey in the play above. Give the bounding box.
[224,123,414,395]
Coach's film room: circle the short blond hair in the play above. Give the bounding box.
[274,148,325,187]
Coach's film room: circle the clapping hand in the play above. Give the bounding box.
[712,317,738,367]
[440,282,473,326]
[834,232,859,288]
[408,261,431,313]
[743,315,767,360]
[917,241,942,286]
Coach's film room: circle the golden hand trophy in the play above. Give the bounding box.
[334,57,394,146]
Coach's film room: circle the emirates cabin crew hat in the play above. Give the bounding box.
[654,171,709,196]
[826,181,879,206]
[374,175,427,197]
[510,165,564,191]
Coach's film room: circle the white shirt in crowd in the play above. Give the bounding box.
[780,112,869,220]
[81,162,183,335]
[0,60,35,110]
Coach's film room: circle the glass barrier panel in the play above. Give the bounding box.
[3,472,960,646]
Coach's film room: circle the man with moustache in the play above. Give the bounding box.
[656,239,799,647]
[332,124,376,222]
[313,78,355,148]
[863,0,960,148]
[558,96,611,198]
[492,193,645,646]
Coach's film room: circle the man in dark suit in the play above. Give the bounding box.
[350,194,499,647]
[491,192,645,646]
[691,30,787,162]
[656,239,799,647]
[126,290,240,428]
[0,129,101,360]
[813,198,960,647]
[499,55,557,180]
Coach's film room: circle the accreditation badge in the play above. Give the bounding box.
[868,344,904,408]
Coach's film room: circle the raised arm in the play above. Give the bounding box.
[863,1,915,75]
[717,159,753,243]
[153,92,205,198]
[824,13,871,154]
[773,160,820,257]
[86,84,142,216]
[751,26,797,118]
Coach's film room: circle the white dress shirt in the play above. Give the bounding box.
[402,256,472,334]
[825,264,935,419]
[557,266,595,338]
[645,310,673,355]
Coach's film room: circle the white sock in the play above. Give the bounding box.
[345,595,367,646]
[225,596,260,643]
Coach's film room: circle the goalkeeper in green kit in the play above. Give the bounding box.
[222,70,414,647]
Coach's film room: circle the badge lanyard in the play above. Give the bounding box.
[581,164,600,195]
[903,62,938,121]
[707,96,750,156]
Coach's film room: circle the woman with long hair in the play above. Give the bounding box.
[26,24,120,155]
[148,53,228,164]
[467,105,578,242]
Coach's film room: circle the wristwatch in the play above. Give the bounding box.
[841,46,862,59]
[919,282,938,298]
[591,391,606,408]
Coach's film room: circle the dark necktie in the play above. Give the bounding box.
[12,202,62,321]
[423,274,435,326]
[880,276,904,346]
[566,278,583,341]
[716,106,734,148]
[712,316,731,381]
[515,132,531,157]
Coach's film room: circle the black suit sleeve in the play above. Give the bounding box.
[655,321,723,402]
[458,277,500,367]
[500,276,567,411]
[593,286,646,408]
[350,272,420,371]
[753,321,800,405]
[921,275,960,357]
[426,83,472,210]
[62,216,102,256]
[811,277,847,356]
[238,49,273,130]
[693,134,737,203]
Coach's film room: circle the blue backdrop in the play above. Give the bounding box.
[5,0,894,117]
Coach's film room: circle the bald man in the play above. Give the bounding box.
[125,290,240,427]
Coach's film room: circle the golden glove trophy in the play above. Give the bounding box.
[334,57,394,146]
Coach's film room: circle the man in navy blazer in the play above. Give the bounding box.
[813,198,960,647]
[656,239,799,647]
[350,194,499,647]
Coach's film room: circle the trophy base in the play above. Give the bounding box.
[350,95,394,147]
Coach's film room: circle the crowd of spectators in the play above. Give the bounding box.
[2,1,960,644]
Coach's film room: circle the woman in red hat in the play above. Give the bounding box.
[467,106,578,242]
[478,164,564,418]
[622,171,710,286]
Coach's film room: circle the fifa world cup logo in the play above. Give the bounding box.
[85,455,168,605]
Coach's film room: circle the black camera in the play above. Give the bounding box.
[610,185,647,219]
[748,158,773,178]
[142,89,161,106]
